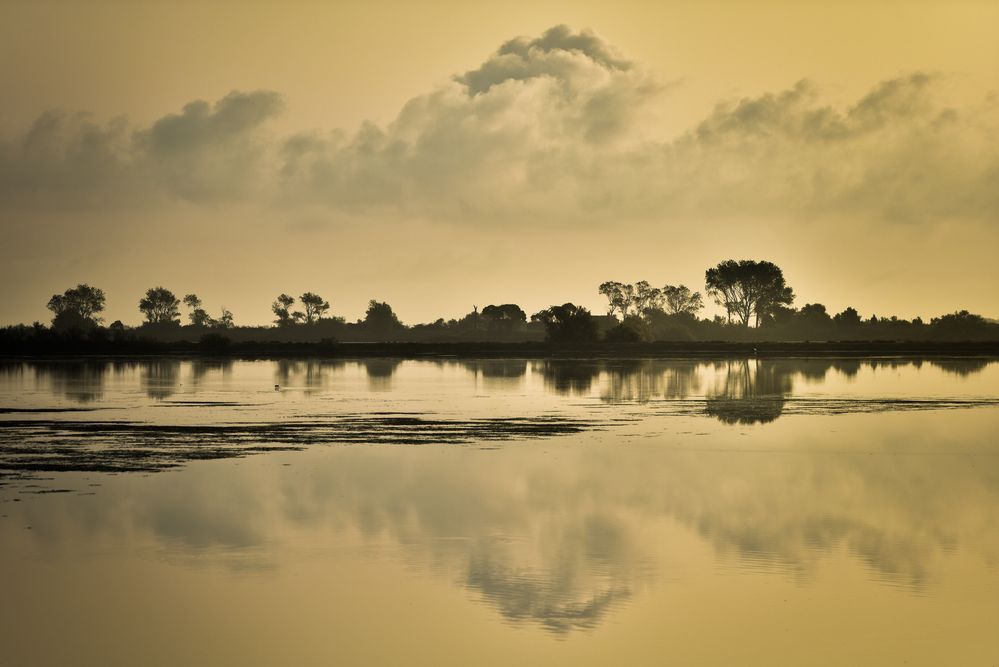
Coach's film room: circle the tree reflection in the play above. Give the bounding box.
[274,359,347,394]
[363,358,401,391]
[534,360,601,396]
[4,357,999,638]
[601,360,700,402]
[704,359,793,424]
[190,359,233,385]
[30,361,110,403]
[140,360,181,400]
[928,358,993,376]
[464,360,528,390]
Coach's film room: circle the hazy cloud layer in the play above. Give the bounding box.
[0,91,283,209]
[1,25,996,225]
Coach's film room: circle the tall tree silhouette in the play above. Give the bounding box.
[364,301,403,333]
[47,284,106,329]
[662,285,703,316]
[532,303,598,344]
[299,293,330,324]
[634,281,663,314]
[138,287,180,324]
[705,260,793,326]
[272,294,295,327]
[598,281,635,318]
[183,294,212,327]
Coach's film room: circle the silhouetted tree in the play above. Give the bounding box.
[47,284,106,329]
[272,294,295,327]
[662,284,703,316]
[108,320,127,342]
[797,303,832,328]
[598,281,635,318]
[299,292,330,324]
[138,287,180,324]
[183,294,212,327]
[634,281,663,314]
[364,300,403,332]
[930,310,990,340]
[532,303,598,344]
[645,310,697,341]
[833,306,862,326]
[481,304,527,331]
[766,305,797,327]
[605,315,648,343]
[213,308,234,329]
[705,260,794,326]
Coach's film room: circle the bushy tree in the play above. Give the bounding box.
[929,310,991,339]
[662,284,703,316]
[598,281,636,318]
[634,281,663,314]
[833,307,862,326]
[797,303,832,327]
[364,301,403,332]
[600,281,704,320]
[532,303,598,344]
[47,284,106,328]
[481,304,527,331]
[183,294,212,327]
[138,287,180,324]
[705,260,793,326]
[299,292,330,324]
[605,314,649,343]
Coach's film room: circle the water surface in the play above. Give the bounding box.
[1,357,998,665]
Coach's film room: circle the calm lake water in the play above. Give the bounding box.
[1,357,998,666]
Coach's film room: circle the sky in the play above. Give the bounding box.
[1,0,997,326]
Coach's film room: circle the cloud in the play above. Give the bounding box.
[1,26,997,226]
[278,25,661,219]
[0,110,133,208]
[135,90,284,202]
[278,32,999,225]
[455,24,632,95]
[0,90,283,209]
[674,72,999,222]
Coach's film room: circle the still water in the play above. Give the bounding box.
[1,357,998,665]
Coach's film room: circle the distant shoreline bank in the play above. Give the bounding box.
[3,340,999,360]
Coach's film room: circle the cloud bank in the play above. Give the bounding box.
[1,25,997,226]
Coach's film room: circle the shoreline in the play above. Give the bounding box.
[3,340,999,360]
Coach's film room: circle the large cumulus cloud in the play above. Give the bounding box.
[1,25,997,225]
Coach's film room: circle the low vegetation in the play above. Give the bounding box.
[3,259,998,352]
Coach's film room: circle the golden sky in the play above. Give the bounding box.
[2,0,998,325]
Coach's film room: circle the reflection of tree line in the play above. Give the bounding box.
[537,357,995,423]
[8,359,998,635]
[275,359,401,392]
[5,358,994,420]
[11,359,235,402]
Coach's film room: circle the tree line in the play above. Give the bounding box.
[12,259,999,346]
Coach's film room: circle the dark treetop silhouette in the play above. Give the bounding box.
[705,260,794,327]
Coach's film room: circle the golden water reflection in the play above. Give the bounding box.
[1,358,998,664]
